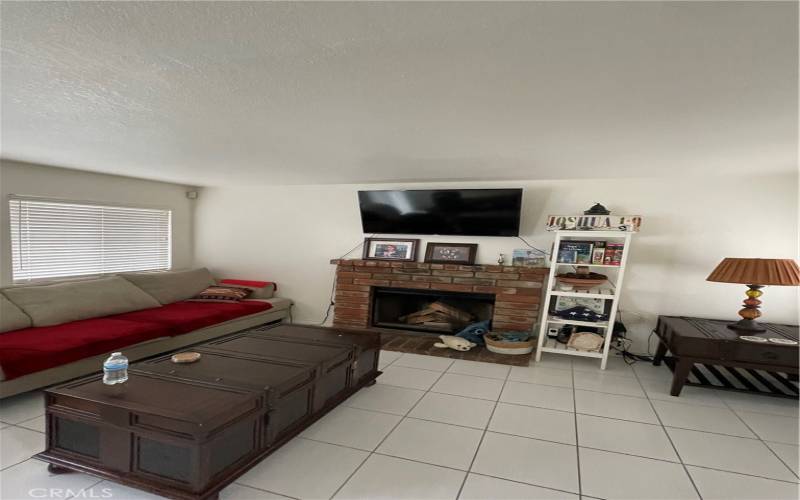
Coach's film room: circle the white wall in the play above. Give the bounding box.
[193,172,799,350]
[0,160,196,285]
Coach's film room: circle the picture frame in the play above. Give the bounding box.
[362,238,419,262]
[424,242,478,265]
[512,248,546,267]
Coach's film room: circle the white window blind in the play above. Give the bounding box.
[9,197,172,282]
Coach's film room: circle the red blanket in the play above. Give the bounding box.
[0,300,272,380]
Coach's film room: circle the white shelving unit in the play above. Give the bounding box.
[535,230,633,369]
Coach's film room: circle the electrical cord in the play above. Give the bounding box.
[617,332,656,364]
[612,309,655,365]
[319,234,374,325]
[516,235,551,256]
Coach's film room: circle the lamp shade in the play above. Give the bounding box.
[706,258,800,286]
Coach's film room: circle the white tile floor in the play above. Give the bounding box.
[1,351,798,500]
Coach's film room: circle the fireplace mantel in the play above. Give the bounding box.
[329,259,548,332]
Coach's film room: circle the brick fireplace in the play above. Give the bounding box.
[329,259,548,332]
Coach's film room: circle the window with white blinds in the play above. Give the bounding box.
[9,198,172,282]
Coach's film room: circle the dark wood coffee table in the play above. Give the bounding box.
[653,316,798,396]
[36,324,381,500]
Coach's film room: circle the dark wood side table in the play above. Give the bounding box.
[653,316,799,396]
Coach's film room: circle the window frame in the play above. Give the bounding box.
[8,195,173,283]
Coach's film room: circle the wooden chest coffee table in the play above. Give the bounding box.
[36,324,381,500]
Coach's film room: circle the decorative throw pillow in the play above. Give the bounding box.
[186,286,252,302]
[219,279,276,299]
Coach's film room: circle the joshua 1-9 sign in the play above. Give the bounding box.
[546,215,642,232]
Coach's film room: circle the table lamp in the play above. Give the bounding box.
[706,258,800,333]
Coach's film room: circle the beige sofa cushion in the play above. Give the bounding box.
[120,268,215,304]
[3,277,161,327]
[0,293,32,333]
[256,284,276,299]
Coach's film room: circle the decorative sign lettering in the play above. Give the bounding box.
[545,215,642,232]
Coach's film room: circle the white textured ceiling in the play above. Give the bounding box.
[1,2,797,186]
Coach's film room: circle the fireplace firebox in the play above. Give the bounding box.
[371,287,495,334]
[330,259,546,333]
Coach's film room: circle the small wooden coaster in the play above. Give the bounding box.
[171,352,201,364]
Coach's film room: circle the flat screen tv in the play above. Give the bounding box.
[358,188,522,236]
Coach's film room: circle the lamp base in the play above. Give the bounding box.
[727,318,767,334]
[727,284,767,334]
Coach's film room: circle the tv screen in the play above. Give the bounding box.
[358,188,522,236]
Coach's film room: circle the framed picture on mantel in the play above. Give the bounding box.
[424,243,478,265]
[363,238,419,262]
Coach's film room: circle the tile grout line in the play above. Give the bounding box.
[468,471,598,499]
[229,482,301,500]
[370,383,786,442]
[66,478,106,500]
[298,434,800,488]
[386,359,796,414]
[280,354,797,495]
[718,395,800,481]
[453,360,511,499]
[327,356,455,500]
[377,382,501,402]
[715,402,799,419]
[675,463,800,485]
[389,363,509,382]
[6,357,795,497]
[0,456,38,472]
[629,366,704,499]
[0,412,46,432]
[381,358,793,414]
[571,362,583,498]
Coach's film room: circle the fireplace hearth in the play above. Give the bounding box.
[330,259,548,333]
[372,287,495,334]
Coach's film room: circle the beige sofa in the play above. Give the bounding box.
[0,269,292,398]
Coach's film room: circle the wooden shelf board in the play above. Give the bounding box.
[554,263,621,268]
[549,290,616,299]
[539,346,604,358]
[546,317,609,328]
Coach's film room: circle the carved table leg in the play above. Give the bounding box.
[47,464,74,474]
[652,339,668,366]
[670,358,695,397]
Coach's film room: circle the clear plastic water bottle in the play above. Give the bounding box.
[103,352,128,385]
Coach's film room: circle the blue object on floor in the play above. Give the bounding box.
[492,331,531,342]
[455,320,491,345]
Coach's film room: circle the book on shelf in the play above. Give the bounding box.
[591,241,606,264]
[557,241,593,264]
[557,249,577,264]
[611,243,624,265]
[602,243,624,265]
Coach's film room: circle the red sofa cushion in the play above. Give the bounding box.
[0,300,273,381]
[0,318,170,380]
[111,300,273,334]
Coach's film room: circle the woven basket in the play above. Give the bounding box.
[484,335,535,355]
